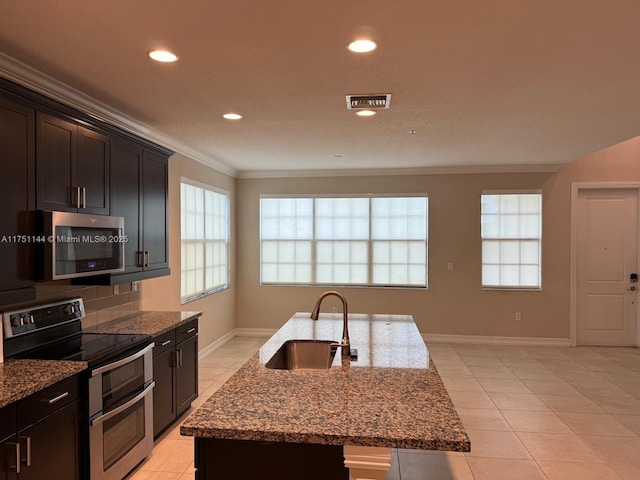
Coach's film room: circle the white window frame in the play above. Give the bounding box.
[259,194,428,288]
[481,190,542,290]
[180,179,230,303]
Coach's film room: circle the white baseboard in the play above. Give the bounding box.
[423,333,572,347]
[233,327,278,337]
[198,329,236,360]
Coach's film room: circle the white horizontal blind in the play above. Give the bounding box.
[481,193,541,288]
[260,196,428,287]
[181,182,229,300]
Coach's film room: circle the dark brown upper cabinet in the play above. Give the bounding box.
[107,138,170,283]
[0,96,36,304]
[36,112,109,215]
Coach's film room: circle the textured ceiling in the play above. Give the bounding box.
[1,1,639,176]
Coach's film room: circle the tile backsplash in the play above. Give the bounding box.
[2,280,140,331]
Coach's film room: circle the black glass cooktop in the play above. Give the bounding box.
[13,332,152,367]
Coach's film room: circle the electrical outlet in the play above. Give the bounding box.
[515,312,522,321]
[447,262,454,271]
[132,281,139,292]
[113,284,119,295]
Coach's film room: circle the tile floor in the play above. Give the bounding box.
[128,338,640,480]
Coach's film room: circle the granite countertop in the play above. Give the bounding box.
[0,359,87,409]
[88,310,202,337]
[181,312,470,452]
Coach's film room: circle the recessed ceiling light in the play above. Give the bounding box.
[355,109,376,117]
[148,50,178,63]
[223,113,243,120]
[348,39,377,53]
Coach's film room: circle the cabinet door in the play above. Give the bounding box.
[176,335,198,415]
[141,151,168,271]
[36,112,76,212]
[17,400,82,480]
[0,434,18,480]
[0,97,36,304]
[76,126,109,214]
[153,348,177,437]
[110,139,142,273]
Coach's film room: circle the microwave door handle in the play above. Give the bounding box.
[90,381,155,427]
[90,343,154,377]
[81,187,86,209]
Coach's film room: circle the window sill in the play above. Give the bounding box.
[181,285,229,304]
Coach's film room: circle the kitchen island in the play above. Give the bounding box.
[181,313,470,479]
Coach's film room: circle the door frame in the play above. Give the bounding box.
[570,182,640,346]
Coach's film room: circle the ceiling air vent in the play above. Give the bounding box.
[346,93,391,110]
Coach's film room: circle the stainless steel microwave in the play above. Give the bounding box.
[42,211,126,280]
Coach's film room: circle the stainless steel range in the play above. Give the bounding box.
[3,298,155,480]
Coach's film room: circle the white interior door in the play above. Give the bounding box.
[576,189,638,346]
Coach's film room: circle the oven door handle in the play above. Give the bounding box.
[90,381,155,427]
[90,342,155,377]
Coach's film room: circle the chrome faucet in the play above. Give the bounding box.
[310,290,350,358]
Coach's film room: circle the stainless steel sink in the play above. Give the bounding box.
[265,339,339,370]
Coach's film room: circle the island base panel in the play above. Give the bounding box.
[195,438,348,480]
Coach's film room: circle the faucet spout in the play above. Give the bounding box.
[310,291,350,358]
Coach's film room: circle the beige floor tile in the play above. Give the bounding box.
[610,463,640,480]
[464,429,531,460]
[487,392,550,411]
[553,369,605,382]
[456,407,512,431]
[436,364,475,377]
[516,432,603,463]
[458,355,505,368]
[468,365,517,379]
[613,414,640,435]
[589,396,640,415]
[477,377,531,394]
[501,410,573,434]
[466,457,547,480]
[447,389,496,409]
[397,450,474,480]
[556,413,637,437]
[523,379,580,396]
[441,376,485,392]
[569,381,634,398]
[138,438,194,473]
[452,345,496,358]
[499,358,544,368]
[510,367,561,381]
[537,394,605,413]
[617,382,640,396]
[429,353,469,366]
[580,435,640,464]
[537,461,623,480]
[127,471,182,480]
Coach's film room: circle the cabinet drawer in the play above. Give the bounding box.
[17,374,81,429]
[176,318,198,343]
[153,330,176,356]
[0,403,16,439]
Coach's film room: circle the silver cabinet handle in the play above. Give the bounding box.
[160,339,172,347]
[19,436,31,467]
[144,250,150,268]
[184,328,196,334]
[47,391,69,405]
[9,442,20,474]
[81,187,86,209]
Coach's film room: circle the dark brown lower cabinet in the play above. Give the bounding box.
[194,438,349,480]
[0,375,83,480]
[153,318,199,437]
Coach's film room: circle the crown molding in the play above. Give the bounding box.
[236,163,563,179]
[0,52,237,178]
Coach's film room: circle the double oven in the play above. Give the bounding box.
[3,298,155,480]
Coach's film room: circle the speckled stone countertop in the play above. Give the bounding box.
[0,359,87,408]
[181,313,470,452]
[88,310,202,337]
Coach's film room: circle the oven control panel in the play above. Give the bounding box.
[2,297,85,339]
